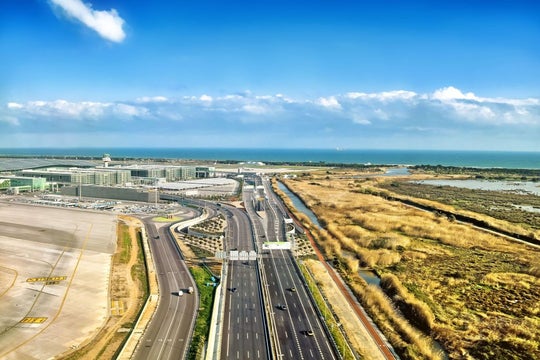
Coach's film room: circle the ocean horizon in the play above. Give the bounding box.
[0,148,539,169]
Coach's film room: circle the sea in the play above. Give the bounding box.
[0,148,539,169]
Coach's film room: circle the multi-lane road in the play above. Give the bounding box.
[132,217,198,360]
[138,179,339,359]
[244,176,338,359]
[220,205,270,360]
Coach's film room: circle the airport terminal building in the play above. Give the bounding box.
[18,168,132,186]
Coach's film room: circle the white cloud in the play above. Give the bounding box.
[432,86,477,101]
[242,104,268,114]
[50,0,126,43]
[7,102,23,109]
[351,115,371,125]
[2,87,539,150]
[346,90,417,101]
[114,103,148,117]
[317,96,342,109]
[137,96,169,103]
[2,99,150,121]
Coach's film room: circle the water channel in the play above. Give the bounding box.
[278,179,448,358]
[277,181,379,283]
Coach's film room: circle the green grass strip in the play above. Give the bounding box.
[299,261,358,360]
[186,265,216,360]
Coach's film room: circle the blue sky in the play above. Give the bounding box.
[1,0,539,150]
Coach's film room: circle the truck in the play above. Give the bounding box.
[187,286,194,294]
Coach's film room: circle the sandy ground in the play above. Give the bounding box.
[304,259,386,360]
[0,202,117,360]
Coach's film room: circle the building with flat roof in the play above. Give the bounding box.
[195,166,215,178]
[122,165,198,182]
[60,185,158,203]
[18,168,131,186]
[0,176,47,192]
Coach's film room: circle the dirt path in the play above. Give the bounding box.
[304,259,386,360]
[287,209,396,360]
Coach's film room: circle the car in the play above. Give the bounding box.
[231,287,237,293]
[277,304,287,310]
[290,287,296,292]
[306,330,314,336]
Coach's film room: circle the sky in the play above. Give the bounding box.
[1,0,540,151]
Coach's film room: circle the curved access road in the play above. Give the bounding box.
[132,217,198,360]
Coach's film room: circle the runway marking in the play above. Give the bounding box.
[26,276,67,283]
[0,224,94,359]
[20,317,47,324]
[110,300,126,315]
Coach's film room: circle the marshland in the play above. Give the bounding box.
[275,167,540,360]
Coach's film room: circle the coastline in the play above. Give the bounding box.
[0,148,539,169]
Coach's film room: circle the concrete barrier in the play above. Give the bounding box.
[205,260,227,360]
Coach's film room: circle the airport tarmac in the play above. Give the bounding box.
[0,202,117,359]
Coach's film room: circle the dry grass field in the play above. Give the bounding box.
[278,170,540,360]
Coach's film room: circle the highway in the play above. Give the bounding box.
[132,217,198,360]
[155,182,339,359]
[262,251,337,359]
[244,176,339,360]
[219,205,270,359]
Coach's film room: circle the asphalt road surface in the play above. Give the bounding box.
[262,251,337,360]
[132,219,198,360]
[220,205,270,360]
[245,176,339,360]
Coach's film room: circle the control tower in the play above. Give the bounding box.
[102,153,111,168]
